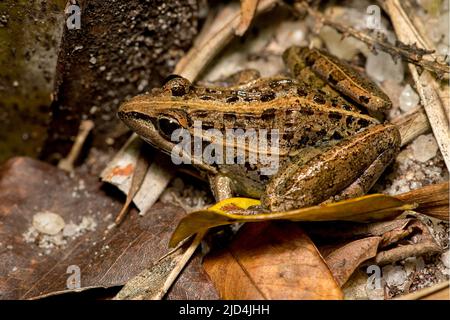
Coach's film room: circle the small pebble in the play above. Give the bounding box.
[32,211,65,235]
[365,51,404,83]
[411,134,439,162]
[441,250,450,269]
[399,84,420,112]
[383,265,407,288]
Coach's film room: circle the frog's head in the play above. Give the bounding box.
[118,75,194,155]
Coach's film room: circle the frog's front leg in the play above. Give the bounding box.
[262,124,400,212]
[208,175,234,201]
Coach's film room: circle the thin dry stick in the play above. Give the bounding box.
[385,0,450,170]
[58,120,94,172]
[295,2,450,79]
[152,232,205,300]
[236,0,260,36]
[392,106,430,147]
[174,0,278,81]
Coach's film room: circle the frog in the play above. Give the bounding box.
[117,46,401,212]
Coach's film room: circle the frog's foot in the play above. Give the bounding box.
[262,124,400,212]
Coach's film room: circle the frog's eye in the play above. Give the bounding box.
[157,116,181,140]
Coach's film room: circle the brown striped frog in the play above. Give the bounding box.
[118,46,400,212]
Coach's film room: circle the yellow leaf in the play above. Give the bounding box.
[169,194,417,248]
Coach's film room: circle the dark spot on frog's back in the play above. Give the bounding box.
[359,95,370,104]
[327,74,338,85]
[200,95,214,100]
[299,136,309,145]
[283,131,294,141]
[223,113,236,122]
[296,87,307,97]
[313,94,326,104]
[328,112,343,120]
[300,107,314,116]
[260,91,276,102]
[357,118,370,128]
[193,111,208,118]
[226,96,239,103]
[342,104,353,111]
[331,131,343,140]
[317,128,327,137]
[346,116,355,126]
[261,108,276,121]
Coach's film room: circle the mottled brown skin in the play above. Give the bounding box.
[118,46,400,212]
[284,47,392,113]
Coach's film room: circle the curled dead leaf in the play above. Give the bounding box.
[203,222,343,300]
[169,194,416,248]
[322,237,382,287]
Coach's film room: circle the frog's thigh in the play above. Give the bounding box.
[263,124,400,212]
[328,139,398,203]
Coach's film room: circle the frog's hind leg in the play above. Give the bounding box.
[327,139,398,203]
[262,124,400,212]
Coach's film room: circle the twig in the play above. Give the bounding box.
[385,0,450,170]
[174,0,278,81]
[294,3,450,79]
[58,120,94,172]
[395,280,449,300]
[152,232,205,300]
[236,0,260,36]
[392,106,430,147]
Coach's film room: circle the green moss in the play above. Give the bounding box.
[0,0,66,162]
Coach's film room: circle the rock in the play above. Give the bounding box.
[441,250,450,270]
[383,265,407,288]
[32,211,65,236]
[365,51,404,83]
[320,26,365,60]
[411,134,439,162]
[399,84,420,112]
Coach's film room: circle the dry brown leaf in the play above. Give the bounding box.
[115,145,151,225]
[203,222,343,300]
[322,237,382,287]
[396,182,449,221]
[169,195,415,248]
[0,157,216,300]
